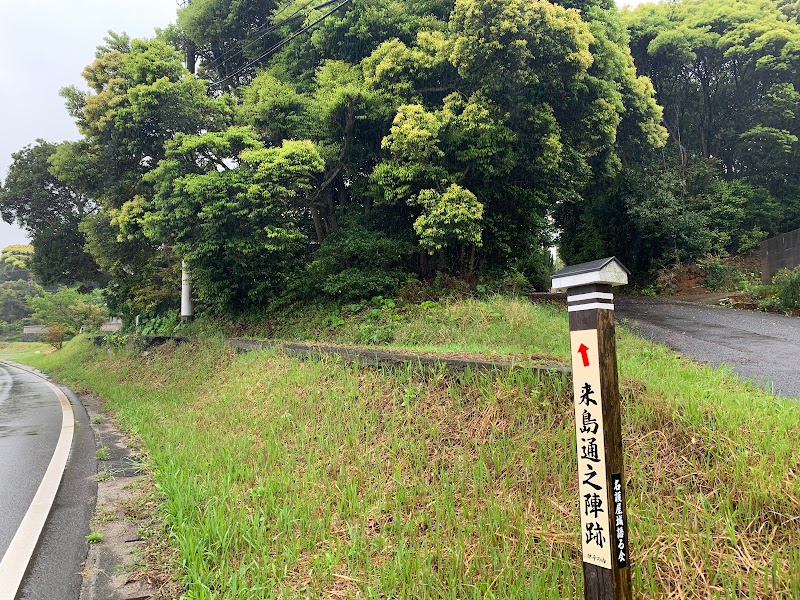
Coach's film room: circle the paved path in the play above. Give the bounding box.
[0,363,62,562]
[615,297,800,399]
[0,361,95,600]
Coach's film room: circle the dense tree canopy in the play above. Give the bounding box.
[54,34,229,315]
[563,0,800,275]
[28,287,107,334]
[5,0,800,317]
[0,245,38,339]
[145,127,325,311]
[0,245,33,280]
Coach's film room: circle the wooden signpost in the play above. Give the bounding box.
[551,257,632,600]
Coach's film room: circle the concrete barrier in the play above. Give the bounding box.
[22,325,48,342]
[100,318,123,332]
[101,335,571,375]
[761,228,800,283]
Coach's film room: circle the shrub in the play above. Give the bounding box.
[699,257,746,291]
[773,266,800,309]
[305,219,414,303]
[138,312,180,336]
[44,323,68,349]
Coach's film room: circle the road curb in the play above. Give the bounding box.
[0,362,75,600]
[92,335,572,376]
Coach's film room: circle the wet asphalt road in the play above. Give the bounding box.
[0,363,62,560]
[615,297,800,399]
[0,361,95,600]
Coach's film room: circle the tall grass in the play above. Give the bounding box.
[12,296,800,599]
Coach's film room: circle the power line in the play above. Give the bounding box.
[203,0,342,78]
[209,0,353,89]
[201,0,316,74]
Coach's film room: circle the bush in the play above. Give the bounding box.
[773,267,800,309]
[138,312,181,336]
[306,219,414,303]
[699,257,746,291]
[44,323,68,349]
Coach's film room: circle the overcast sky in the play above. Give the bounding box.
[0,0,652,248]
[0,0,179,246]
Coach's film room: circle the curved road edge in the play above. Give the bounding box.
[0,362,97,600]
[616,296,800,399]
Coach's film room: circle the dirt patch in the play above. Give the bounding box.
[78,393,181,600]
[657,263,710,295]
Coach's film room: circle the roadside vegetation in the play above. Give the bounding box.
[1,0,799,595]
[0,243,109,344]
[695,260,800,315]
[4,0,800,324]
[8,296,800,599]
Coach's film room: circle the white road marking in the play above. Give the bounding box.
[0,363,74,600]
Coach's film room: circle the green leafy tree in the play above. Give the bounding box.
[44,0,670,311]
[412,184,484,254]
[557,0,800,274]
[369,0,664,279]
[53,34,230,316]
[0,280,40,323]
[28,287,107,334]
[236,71,309,143]
[625,0,800,232]
[145,127,325,312]
[372,93,509,274]
[0,245,34,282]
[0,141,101,286]
[176,0,282,85]
[307,0,453,66]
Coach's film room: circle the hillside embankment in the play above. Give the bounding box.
[7,296,800,599]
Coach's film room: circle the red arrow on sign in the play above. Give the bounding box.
[577,343,590,367]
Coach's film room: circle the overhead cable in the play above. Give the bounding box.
[209,0,353,89]
[202,0,318,74]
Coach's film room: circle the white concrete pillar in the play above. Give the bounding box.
[181,261,194,321]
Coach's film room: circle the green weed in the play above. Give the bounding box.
[97,469,115,482]
[86,531,104,544]
[9,300,800,599]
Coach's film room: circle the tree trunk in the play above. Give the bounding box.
[469,245,477,280]
[311,206,326,245]
[326,194,338,233]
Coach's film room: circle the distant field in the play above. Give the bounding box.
[11,296,800,599]
[0,341,49,355]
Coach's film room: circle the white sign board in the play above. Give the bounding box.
[570,329,612,569]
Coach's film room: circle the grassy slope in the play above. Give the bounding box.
[8,297,800,599]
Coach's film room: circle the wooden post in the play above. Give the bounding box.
[552,257,632,600]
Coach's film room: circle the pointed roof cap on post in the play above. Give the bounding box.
[551,256,630,291]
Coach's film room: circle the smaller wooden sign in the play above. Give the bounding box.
[611,473,628,569]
